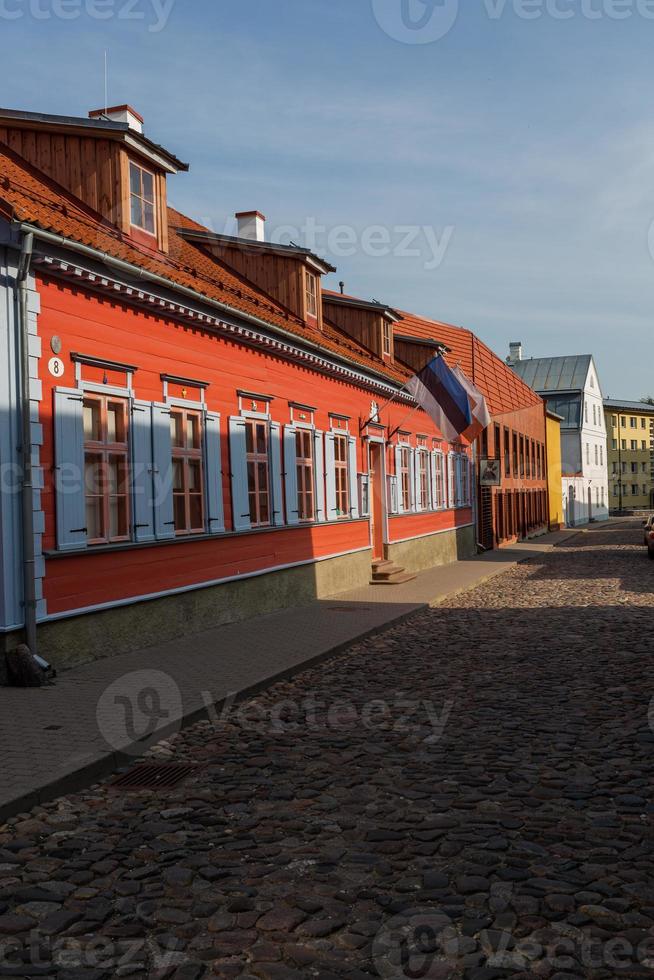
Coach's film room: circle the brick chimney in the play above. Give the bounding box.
[88,104,144,134]
[235,210,266,242]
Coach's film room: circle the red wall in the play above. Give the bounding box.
[37,277,470,616]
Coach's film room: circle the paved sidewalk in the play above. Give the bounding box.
[0,527,579,821]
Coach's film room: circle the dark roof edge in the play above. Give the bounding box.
[395,333,451,353]
[176,227,336,274]
[0,107,189,172]
[323,292,401,319]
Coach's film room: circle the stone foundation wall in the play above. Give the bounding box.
[14,548,373,672]
[385,524,476,574]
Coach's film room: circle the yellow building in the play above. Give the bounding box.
[604,399,654,511]
[545,409,564,529]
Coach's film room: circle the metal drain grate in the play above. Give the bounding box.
[109,762,197,791]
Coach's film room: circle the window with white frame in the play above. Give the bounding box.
[295,428,315,522]
[245,418,271,527]
[83,393,130,544]
[305,271,318,318]
[382,320,392,356]
[129,161,156,235]
[171,406,204,534]
[333,434,349,517]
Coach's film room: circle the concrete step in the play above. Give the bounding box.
[370,571,417,585]
[372,564,404,579]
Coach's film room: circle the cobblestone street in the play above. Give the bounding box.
[1,523,653,979]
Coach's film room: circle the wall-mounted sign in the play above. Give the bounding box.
[48,357,65,379]
[480,457,501,487]
[50,336,62,355]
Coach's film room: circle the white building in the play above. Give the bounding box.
[509,347,609,525]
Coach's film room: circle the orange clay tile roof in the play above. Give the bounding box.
[0,143,408,388]
[394,308,543,417]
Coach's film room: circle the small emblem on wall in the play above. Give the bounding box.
[48,357,65,379]
[50,336,62,355]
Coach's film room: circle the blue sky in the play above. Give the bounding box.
[3,0,654,397]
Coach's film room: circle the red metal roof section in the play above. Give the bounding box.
[0,142,408,386]
[396,308,543,416]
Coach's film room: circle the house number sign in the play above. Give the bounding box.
[48,357,65,378]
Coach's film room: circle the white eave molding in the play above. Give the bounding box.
[33,254,415,404]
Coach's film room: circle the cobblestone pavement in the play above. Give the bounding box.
[1,523,653,979]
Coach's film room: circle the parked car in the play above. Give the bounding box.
[643,515,654,546]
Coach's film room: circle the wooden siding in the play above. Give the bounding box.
[394,338,435,372]
[323,300,384,357]
[37,276,464,616]
[0,127,169,252]
[203,243,321,327]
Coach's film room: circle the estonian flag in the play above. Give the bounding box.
[406,355,473,443]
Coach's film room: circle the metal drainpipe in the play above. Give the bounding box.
[16,230,37,655]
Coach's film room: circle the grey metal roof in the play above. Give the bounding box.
[512,355,592,393]
[604,398,654,413]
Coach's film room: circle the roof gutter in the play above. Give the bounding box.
[15,222,408,396]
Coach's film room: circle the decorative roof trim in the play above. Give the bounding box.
[34,255,415,404]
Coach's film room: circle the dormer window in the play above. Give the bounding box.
[129,162,156,235]
[305,271,318,319]
[382,320,392,356]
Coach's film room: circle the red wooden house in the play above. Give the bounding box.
[0,105,480,668]
[394,309,550,549]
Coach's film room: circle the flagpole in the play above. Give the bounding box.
[387,405,422,441]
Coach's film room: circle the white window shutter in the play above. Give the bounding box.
[430,451,438,511]
[283,425,299,525]
[131,400,155,543]
[228,416,251,532]
[313,430,326,522]
[447,452,455,509]
[388,474,399,515]
[456,455,463,507]
[54,388,87,552]
[325,432,338,520]
[359,473,370,518]
[408,448,416,511]
[414,450,422,512]
[205,412,225,534]
[270,422,284,526]
[395,446,404,514]
[348,435,359,519]
[152,403,175,539]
